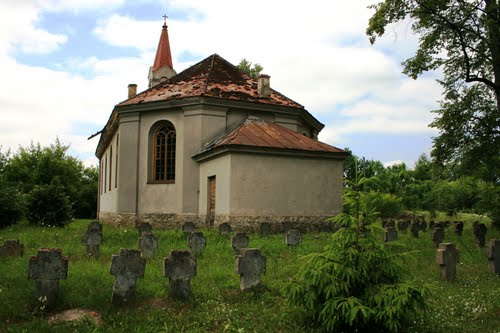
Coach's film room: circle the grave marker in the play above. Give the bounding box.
[235,248,266,291]
[454,222,464,236]
[182,222,196,236]
[188,232,206,257]
[436,243,459,281]
[163,250,196,300]
[285,229,301,247]
[136,222,152,236]
[397,220,410,232]
[28,248,68,309]
[383,227,398,243]
[473,222,487,247]
[218,222,232,235]
[432,227,444,248]
[259,222,271,236]
[0,239,24,257]
[487,239,500,274]
[110,249,146,305]
[82,228,102,259]
[139,232,158,258]
[231,233,249,254]
[410,221,420,238]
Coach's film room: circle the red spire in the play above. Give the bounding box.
[152,20,173,71]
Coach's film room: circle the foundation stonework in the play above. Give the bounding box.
[99,212,335,232]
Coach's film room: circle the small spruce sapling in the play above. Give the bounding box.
[283,168,427,332]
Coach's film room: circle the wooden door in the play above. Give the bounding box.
[208,176,216,224]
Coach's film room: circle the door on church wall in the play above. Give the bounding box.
[207,176,216,225]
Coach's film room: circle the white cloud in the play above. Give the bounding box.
[0,0,444,166]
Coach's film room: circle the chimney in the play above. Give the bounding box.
[128,84,137,99]
[257,74,271,98]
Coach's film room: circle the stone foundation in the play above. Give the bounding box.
[99,212,335,233]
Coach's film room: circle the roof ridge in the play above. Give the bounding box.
[202,54,217,95]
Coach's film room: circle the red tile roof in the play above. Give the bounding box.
[201,117,346,155]
[152,23,173,70]
[118,54,303,109]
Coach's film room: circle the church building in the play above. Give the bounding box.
[95,20,348,231]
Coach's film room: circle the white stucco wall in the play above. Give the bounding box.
[198,154,231,215]
[98,132,119,213]
[137,110,183,214]
[229,153,344,216]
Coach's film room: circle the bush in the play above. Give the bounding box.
[25,183,72,227]
[0,181,24,228]
[284,174,427,332]
[364,191,403,219]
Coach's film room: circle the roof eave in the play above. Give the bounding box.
[192,144,350,163]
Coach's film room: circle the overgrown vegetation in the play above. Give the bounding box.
[0,219,498,332]
[284,171,427,332]
[0,140,97,228]
[344,151,500,228]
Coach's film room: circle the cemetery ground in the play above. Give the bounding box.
[0,216,499,333]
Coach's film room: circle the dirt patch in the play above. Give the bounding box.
[47,308,103,326]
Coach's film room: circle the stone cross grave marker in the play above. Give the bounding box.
[235,248,266,291]
[410,221,420,238]
[139,232,158,258]
[136,222,152,236]
[82,228,103,259]
[0,239,24,257]
[398,220,410,232]
[432,227,445,248]
[259,222,271,236]
[420,220,427,232]
[164,250,196,300]
[454,221,464,236]
[187,232,206,257]
[218,222,232,235]
[282,221,294,232]
[231,232,249,254]
[28,248,68,309]
[473,222,487,247]
[87,221,103,234]
[436,243,459,281]
[110,248,146,305]
[182,222,196,236]
[383,226,398,243]
[429,220,435,230]
[285,229,301,247]
[487,239,500,274]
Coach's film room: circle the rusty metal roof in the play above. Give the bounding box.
[201,117,346,155]
[118,54,303,109]
[152,23,173,71]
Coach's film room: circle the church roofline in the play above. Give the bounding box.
[192,144,349,163]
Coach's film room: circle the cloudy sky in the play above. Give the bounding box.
[0,0,442,168]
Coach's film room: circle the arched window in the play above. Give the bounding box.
[152,123,176,183]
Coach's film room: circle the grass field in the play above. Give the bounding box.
[0,217,499,332]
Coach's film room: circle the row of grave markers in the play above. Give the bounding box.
[81,221,302,260]
[383,220,489,247]
[2,220,498,311]
[2,221,303,310]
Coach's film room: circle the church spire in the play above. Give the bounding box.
[148,15,176,88]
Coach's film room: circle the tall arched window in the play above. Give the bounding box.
[152,123,176,182]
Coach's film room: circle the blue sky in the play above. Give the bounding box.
[0,0,442,167]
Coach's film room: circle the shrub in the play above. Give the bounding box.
[284,173,427,332]
[0,181,24,228]
[25,183,72,227]
[364,191,403,219]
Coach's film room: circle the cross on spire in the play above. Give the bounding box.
[163,14,168,25]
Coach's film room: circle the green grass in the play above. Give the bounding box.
[0,218,499,332]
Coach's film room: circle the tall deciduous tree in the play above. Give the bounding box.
[367,0,500,182]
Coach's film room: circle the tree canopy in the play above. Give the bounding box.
[367,0,500,182]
